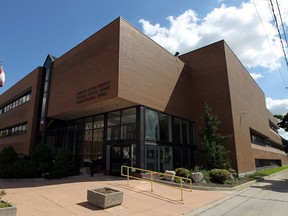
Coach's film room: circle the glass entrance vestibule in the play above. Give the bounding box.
[46,106,196,175]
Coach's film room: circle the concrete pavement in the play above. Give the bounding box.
[185,170,288,216]
[1,174,231,216]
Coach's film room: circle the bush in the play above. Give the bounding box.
[31,142,52,175]
[0,146,17,164]
[46,148,78,179]
[32,142,52,163]
[249,172,268,179]
[0,158,47,179]
[209,169,231,184]
[0,144,53,179]
[201,170,211,183]
[175,167,190,178]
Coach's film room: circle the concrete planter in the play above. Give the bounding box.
[87,187,123,209]
[0,203,17,216]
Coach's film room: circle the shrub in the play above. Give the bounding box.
[32,142,52,163]
[0,188,6,201]
[201,170,211,183]
[0,146,17,164]
[47,148,78,179]
[209,169,231,184]
[175,167,190,178]
[31,142,52,175]
[249,172,268,179]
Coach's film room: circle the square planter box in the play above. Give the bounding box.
[0,202,17,216]
[87,187,123,209]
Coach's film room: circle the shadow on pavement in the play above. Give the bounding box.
[0,174,127,189]
[251,178,288,193]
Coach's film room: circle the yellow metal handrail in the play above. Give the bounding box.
[121,165,192,201]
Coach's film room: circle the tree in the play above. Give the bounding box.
[200,104,231,169]
[274,113,288,132]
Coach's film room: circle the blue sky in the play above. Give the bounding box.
[0,0,288,115]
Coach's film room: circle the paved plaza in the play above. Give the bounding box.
[1,174,230,216]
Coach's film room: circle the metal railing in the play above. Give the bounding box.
[121,165,192,201]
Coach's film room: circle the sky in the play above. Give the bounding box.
[0,0,288,136]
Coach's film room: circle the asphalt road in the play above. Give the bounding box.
[185,170,288,216]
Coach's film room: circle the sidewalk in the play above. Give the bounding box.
[1,174,232,216]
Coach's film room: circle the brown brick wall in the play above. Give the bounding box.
[179,41,237,169]
[0,67,43,155]
[118,18,185,114]
[224,43,286,173]
[47,18,121,119]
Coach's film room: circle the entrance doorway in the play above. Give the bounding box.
[145,144,173,172]
[110,144,136,175]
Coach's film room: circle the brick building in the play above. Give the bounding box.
[0,17,287,175]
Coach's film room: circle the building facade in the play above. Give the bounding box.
[0,17,287,175]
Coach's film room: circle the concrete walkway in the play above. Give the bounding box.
[1,174,231,216]
[185,170,288,216]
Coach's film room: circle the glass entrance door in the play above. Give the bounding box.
[111,146,121,174]
[146,144,158,171]
[110,145,135,175]
[146,144,173,172]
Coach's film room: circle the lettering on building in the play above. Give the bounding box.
[76,81,110,104]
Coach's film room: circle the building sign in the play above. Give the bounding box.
[76,81,110,104]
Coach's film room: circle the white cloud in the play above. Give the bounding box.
[266,97,288,115]
[139,0,288,71]
[278,128,288,140]
[250,72,263,80]
[266,98,288,140]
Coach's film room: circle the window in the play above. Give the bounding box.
[145,109,159,140]
[108,111,121,127]
[0,91,31,115]
[121,108,136,124]
[0,123,28,138]
[182,120,188,144]
[121,108,136,140]
[250,131,283,151]
[94,115,104,129]
[107,111,121,140]
[84,117,93,130]
[121,124,136,139]
[174,118,181,143]
[107,108,137,141]
[269,121,278,133]
[159,113,171,142]
[188,122,195,145]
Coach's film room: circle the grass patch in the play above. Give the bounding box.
[0,201,12,208]
[257,166,288,175]
[249,166,288,179]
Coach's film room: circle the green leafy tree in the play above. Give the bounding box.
[274,113,288,132]
[200,104,232,170]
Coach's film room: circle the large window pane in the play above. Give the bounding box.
[145,109,159,140]
[121,124,136,139]
[160,146,173,171]
[188,122,195,145]
[92,129,103,161]
[107,126,121,140]
[94,115,104,129]
[84,130,93,162]
[174,118,181,143]
[121,108,136,125]
[108,111,121,126]
[160,113,170,142]
[84,117,93,130]
[182,120,188,144]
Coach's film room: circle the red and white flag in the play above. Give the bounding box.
[0,62,5,87]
